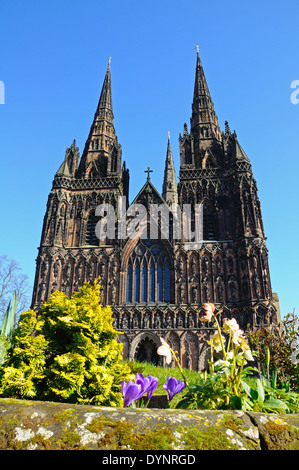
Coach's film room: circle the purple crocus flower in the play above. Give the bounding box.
[121,374,159,407]
[121,379,144,407]
[135,373,158,405]
[163,376,185,401]
[146,375,158,401]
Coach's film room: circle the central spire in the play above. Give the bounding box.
[190,48,221,148]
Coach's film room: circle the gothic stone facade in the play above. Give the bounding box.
[31,53,279,371]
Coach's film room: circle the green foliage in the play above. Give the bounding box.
[146,304,299,414]
[247,312,299,391]
[171,371,299,414]
[240,376,299,413]
[128,360,299,413]
[0,279,131,406]
[0,291,18,362]
[176,373,229,410]
[0,309,48,398]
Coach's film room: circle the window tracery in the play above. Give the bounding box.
[126,240,171,303]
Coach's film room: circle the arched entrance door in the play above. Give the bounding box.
[133,334,160,365]
[135,337,160,365]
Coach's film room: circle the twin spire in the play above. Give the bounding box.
[61,50,233,185]
[77,57,118,177]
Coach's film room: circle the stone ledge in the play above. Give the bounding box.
[0,398,298,450]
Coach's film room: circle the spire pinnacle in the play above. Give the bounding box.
[162,134,177,205]
[97,59,113,112]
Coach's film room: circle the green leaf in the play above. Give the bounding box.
[175,397,193,409]
[240,380,258,400]
[241,366,259,377]
[257,378,265,402]
[271,369,278,389]
[0,291,17,339]
[230,395,242,410]
[262,398,289,411]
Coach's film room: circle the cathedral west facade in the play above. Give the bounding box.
[31,51,280,370]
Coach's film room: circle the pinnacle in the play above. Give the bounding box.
[97,60,113,113]
[162,134,177,205]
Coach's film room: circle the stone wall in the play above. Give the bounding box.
[0,398,298,451]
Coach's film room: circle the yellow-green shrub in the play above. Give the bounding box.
[0,279,131,406]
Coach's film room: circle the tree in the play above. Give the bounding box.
[0,279,132,406]
[0,255,31,326]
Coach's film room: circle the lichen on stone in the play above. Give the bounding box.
[0,398,298,450]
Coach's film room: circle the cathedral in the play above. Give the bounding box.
[31,50,280,370]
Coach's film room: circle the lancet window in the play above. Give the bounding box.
[86,210,98,246]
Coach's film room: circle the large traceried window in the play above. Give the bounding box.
[126,240,171,304]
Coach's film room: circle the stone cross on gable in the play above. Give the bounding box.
[145,166,153,181]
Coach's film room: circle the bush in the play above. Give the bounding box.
[247,311,299,392]
[0,279,131,406]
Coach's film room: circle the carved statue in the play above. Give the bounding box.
[179,283,186,303]
[110,282,116,303]
[190,257,197,277]
[53,260,60,278]
[191,285,197,303]
[41,259,49,280]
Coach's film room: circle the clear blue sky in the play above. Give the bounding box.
[0,0,298,318]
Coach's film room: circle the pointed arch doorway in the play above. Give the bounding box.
[131,332,161,365]
[135,337,160,365]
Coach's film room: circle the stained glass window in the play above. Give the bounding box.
[164,261,170,302]
[149,262,155,302]
[141,264,147,302]
[134,260,140,302]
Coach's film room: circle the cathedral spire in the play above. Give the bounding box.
[191,47,221,148]
[78,58,120,177]
[162,133,177,205]
[97,57,113,113]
